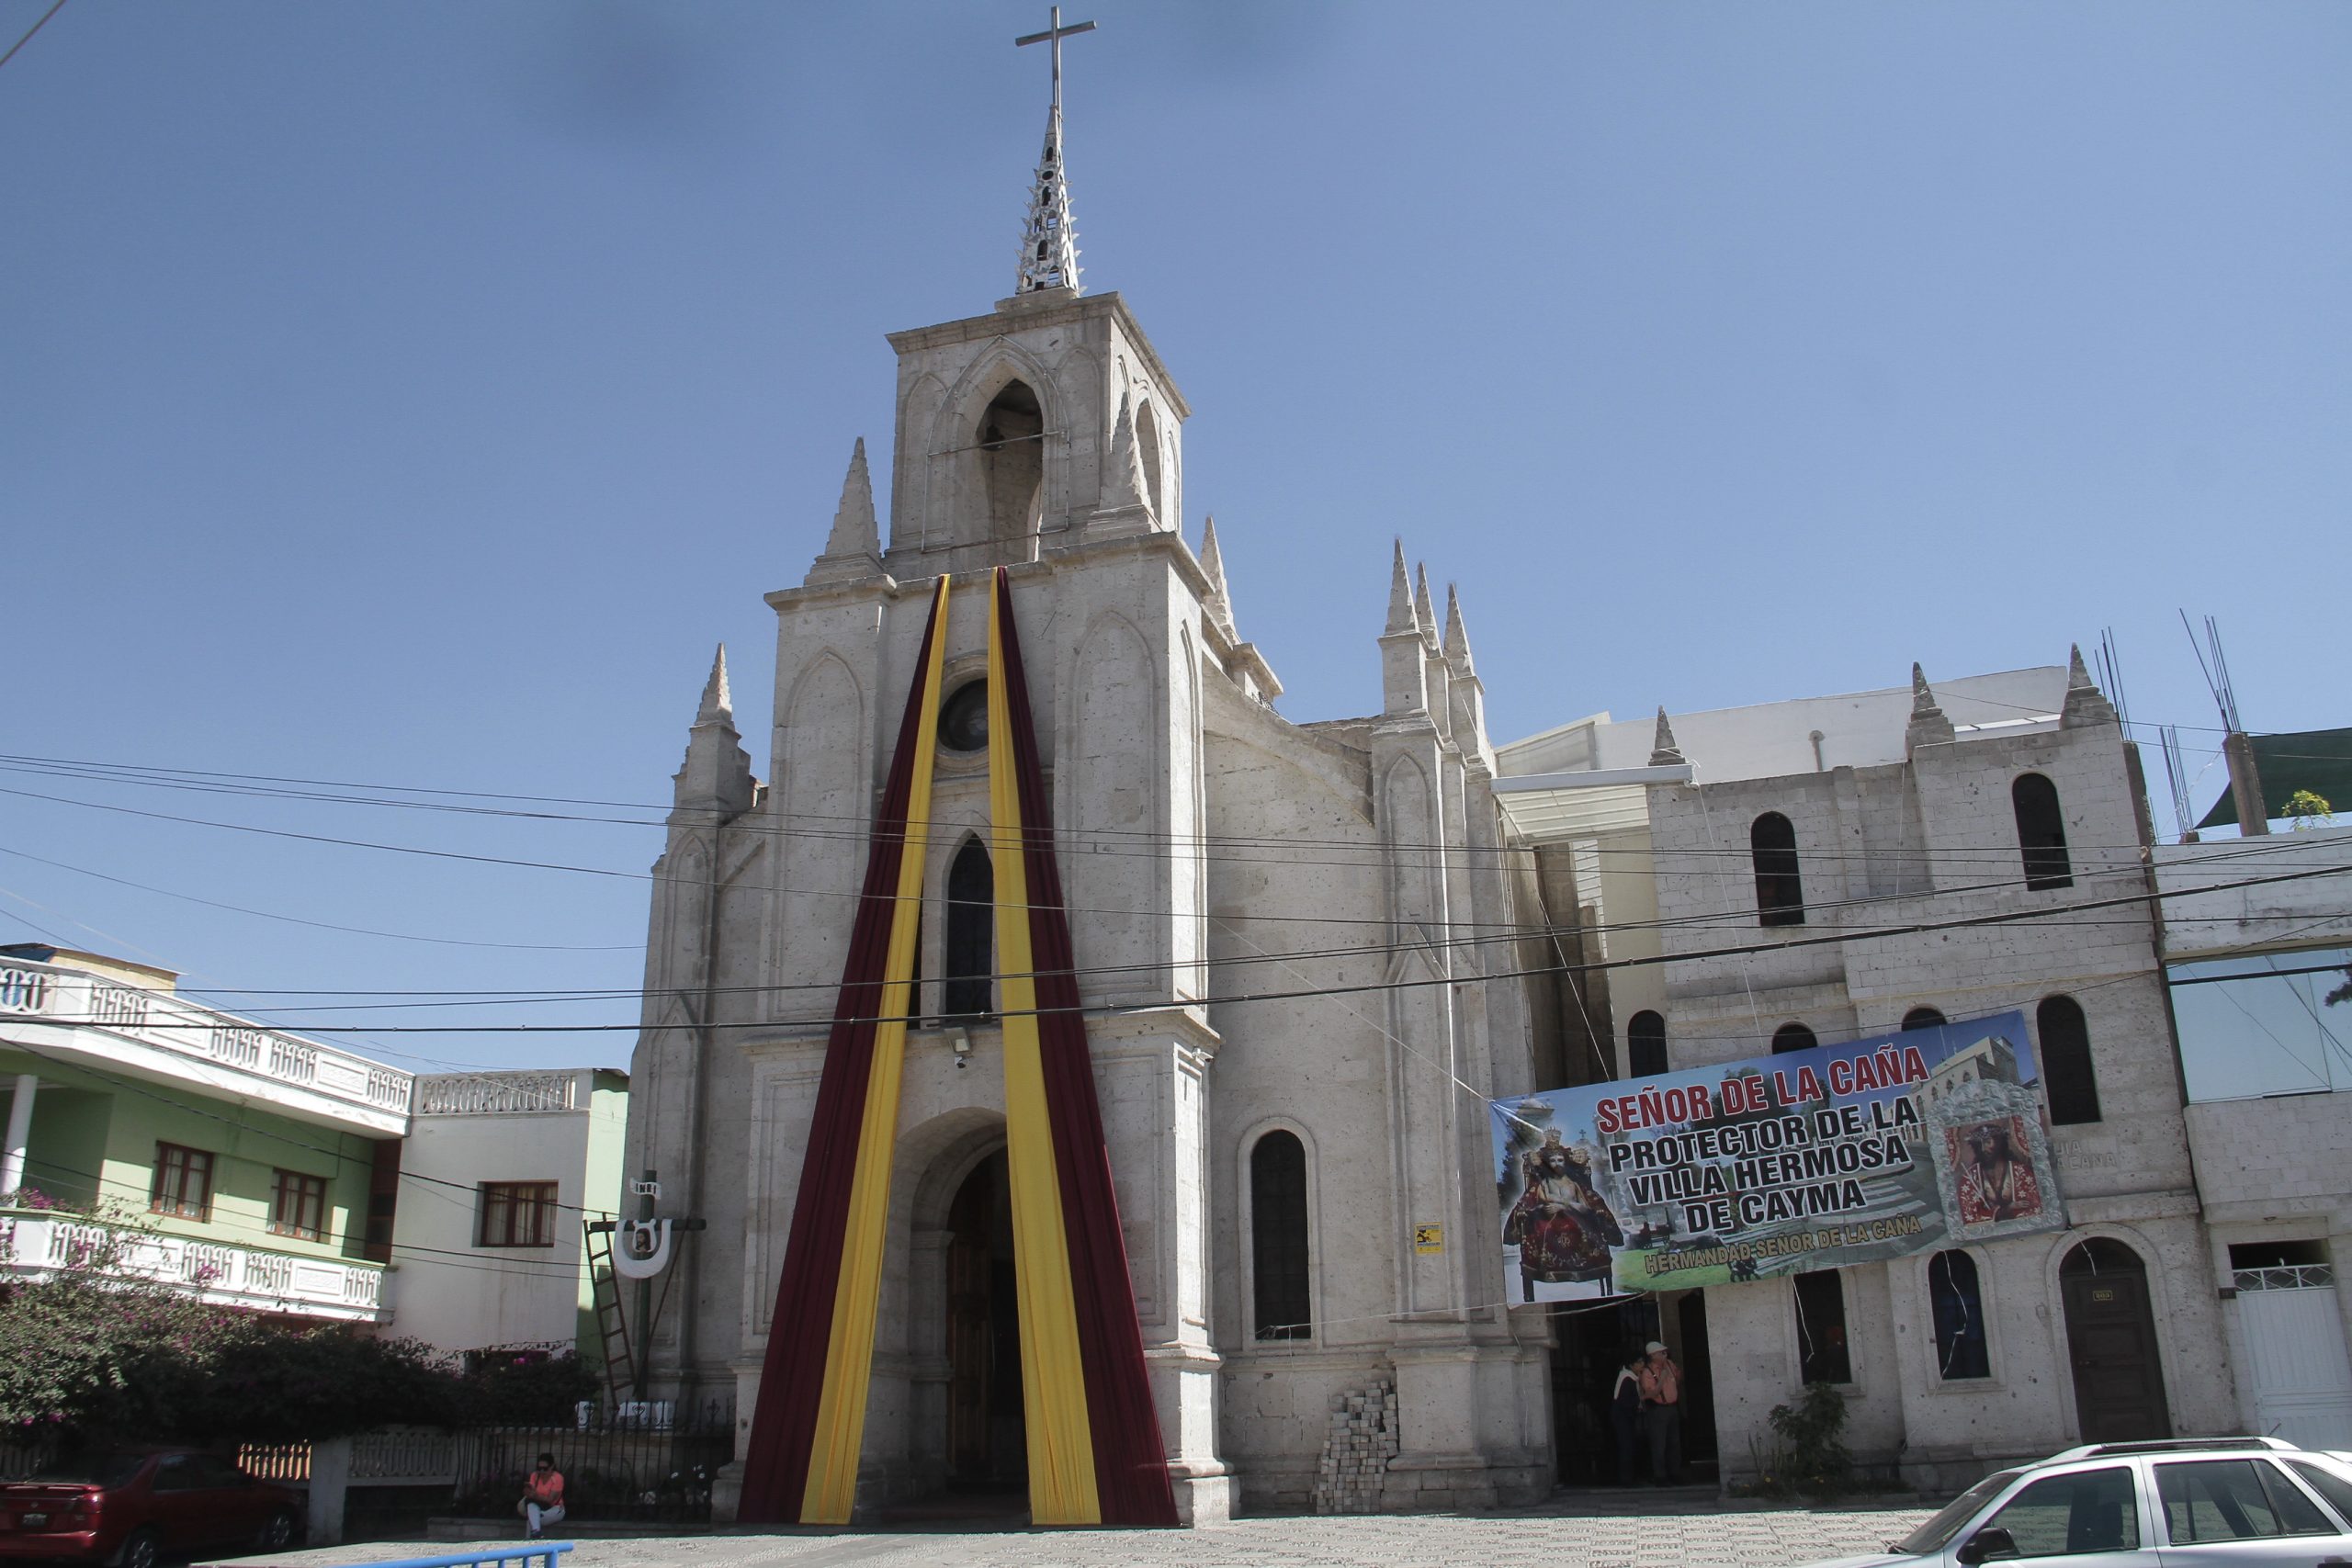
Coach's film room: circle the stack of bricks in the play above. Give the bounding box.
[1312,1380,1398,1515]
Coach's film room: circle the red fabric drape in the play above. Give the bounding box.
[736,592,947,1525]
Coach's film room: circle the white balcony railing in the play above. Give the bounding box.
[0,1210,387,1322]
[413,1071,578,1116]
[0,961,413,1122]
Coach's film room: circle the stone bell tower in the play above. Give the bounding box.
[624,14,1243,1522]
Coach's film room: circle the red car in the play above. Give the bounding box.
[0,1450,301,1568]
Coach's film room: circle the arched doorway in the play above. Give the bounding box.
[944,1148,1026,1492]
[2060,1238,2172,1442]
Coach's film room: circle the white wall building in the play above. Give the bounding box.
[387,1067,629,1365]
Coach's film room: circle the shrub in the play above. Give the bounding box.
[1761,1380,1852,1495]
[457,1348,600,1426]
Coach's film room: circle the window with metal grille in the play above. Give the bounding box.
[150,1143,214,1220]
[1250,1131,1311,1341]
[2037,994,2102,1124]
[1750,812,1804,926]
[943,838,994,1020]
[1627,1011,1668,1077]
[478,1180,559,1247]
[1794,1269,1851,1383]
[2012,773,2074,889]
[269,1168,328,1241]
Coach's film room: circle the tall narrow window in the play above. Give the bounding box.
[1793,1269,1851,1383]
[2038,994,2102,1124]
[1250,1131,1311,1341]
[1928,1250,1991,1380]
[1772,1021,1819,1055]
[943,839,994,1019]
[1902,1007,1947,1032]
[1751,812,1804,926]
[1627,1011,1668,1077]
[2013,773,2073,890]
[150,1143,214,1220]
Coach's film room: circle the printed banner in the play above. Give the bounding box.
[1489,1011,2064,1303]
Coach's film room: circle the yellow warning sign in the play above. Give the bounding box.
[1413,1224,1444,1254]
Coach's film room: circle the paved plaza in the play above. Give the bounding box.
[232,1498,1936,1568]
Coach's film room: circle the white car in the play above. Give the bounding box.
[1801,1438,2352,1566]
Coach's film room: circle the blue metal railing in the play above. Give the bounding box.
[322,1544,573,1568]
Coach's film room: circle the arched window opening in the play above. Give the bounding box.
[1136,400,1165,518]
[2038,994,2101,1124]
[1772,1021,1819,1055]
[1627,1011,1668,1078]
[943,839,994,1019]
[1751,812,1804,927]
[977,379,1045,544]
[1928,1251,1990,1380]
[2013,773,2074,890]
[1793,1269,1850,1383]
[1902,1007,1948,1032]
[1250,1131,1311,1341]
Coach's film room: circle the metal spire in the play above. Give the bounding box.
[1013,8,1095,296]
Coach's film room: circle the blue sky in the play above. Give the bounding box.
[3,2,2345,1071]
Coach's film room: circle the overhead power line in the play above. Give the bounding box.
[17,858,2345,1038]
[0,749,2315,868]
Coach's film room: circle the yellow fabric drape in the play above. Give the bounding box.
[988,579,1102,1526]
[800,574,951,1523]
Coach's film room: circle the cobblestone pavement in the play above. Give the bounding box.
[229,1500,1934,1568]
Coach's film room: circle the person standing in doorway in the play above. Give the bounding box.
[520,1453,566,1539]
[1637,1339,1684,1485]
[1610,1350,1646,1485]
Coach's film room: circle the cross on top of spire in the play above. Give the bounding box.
[1013,7,1095,296]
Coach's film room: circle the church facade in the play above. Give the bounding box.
[619,55,2268,1520]
[622,270,1558,1518]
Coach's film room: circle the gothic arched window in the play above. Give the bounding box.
[2013,773,2073,890]
[1772,1021,1819,1055]
[1250,1130,1311,1341]
[2038,994,2101,1124]
[1627,1011,1668,1078]
[1928,1250,1991,1380]
[1751,812,1804,927]
[1902,1007,1948,1032]
[943,839,994,1019]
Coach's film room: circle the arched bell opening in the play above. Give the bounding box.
[977,380,1046,547]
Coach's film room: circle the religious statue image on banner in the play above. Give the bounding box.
[1494,1103,1629,1303]
[1500,1125,1624,1297]
[1918,1032,2064,1244]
